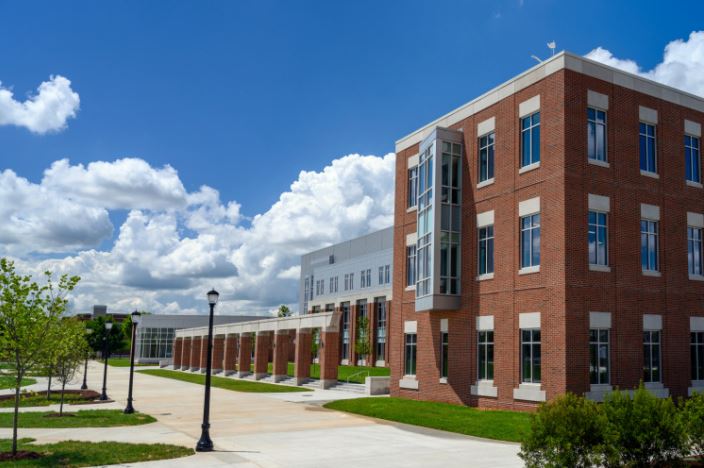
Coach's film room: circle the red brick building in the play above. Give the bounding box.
[391,51,704,409]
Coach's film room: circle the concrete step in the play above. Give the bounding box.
[329,382,367,394]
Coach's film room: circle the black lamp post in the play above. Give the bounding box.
[196,288,219,452]
[124,311,142,414]
[81,328,93,390]
[99,321,113,401]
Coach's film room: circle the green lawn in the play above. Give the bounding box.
[0,393,90,408]
[324,397,531,442]
[252,362,390,384]
[107,357,153,367]
[0,438,192,466]
[0,376,36,390]
[0,410,155,428]
[138,369,310,392]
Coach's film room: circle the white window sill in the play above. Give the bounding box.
[690,381,704,396]
[519,266,540,275]
[519,162,540,174]
[585,384,613,402]
[399,377,418,390]
[471,380,498,397]
[687,180,703,189]
[476,273,494,281]
[406,205,417,213]
[439,377,448,384]
[644,382,670,398]
[477,178,495,189]
[640,170,660,179]
[588,158,610,168]
[690,274,704,282]
[513,383,546,402]
[642,269,661,277]
[404,285,415,292]
[589,264,611,272]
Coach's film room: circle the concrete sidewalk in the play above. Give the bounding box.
[0,362,522,467]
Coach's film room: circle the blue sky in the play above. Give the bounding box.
[2,0,704,314]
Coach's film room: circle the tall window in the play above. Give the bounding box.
[686,135,701,184]
[329,276,338,294]
[439,141,462,295]
[406,246,416,287]
[417,145,434,296]
[407,166,418,208]
[360,270,366,288]
[641,220,659,272]
[478,132,495,182]
[341,303,350,360]
[404,333,417,375]
[588,211,608,266]
[344,274,349,291]
[520,112,540,167]
[589,329,610,385]
[375,299,386,361]
[521,329,541,383]
[378,266,384,285]
[639,122,657,173]
[520,214,541,269]
[365,269,371,288]
[587,107,607,162]
[356,299,367,321]
[689,227,703,276]
[478,331,494,380]
[692,331,704,381]
[440,331,449,379]
[384,265,390,284]
[643,330,661,383]
[478,225,494,275]
[349,273,354,290]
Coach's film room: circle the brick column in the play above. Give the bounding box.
[223,334,237,375]
[173,337,183,369]
[294,329,312,385]
[212,335,225,374]
[253,331,272,380]
[181,337,191,370]
[320,329,340,389]
[190,336,201,371]
[237,334,252,378]
[272,330,289,382]
[199,335,209,373]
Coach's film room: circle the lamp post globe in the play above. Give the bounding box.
[196,288,219,452]
[99,321,113,401]
[124,310,142,414]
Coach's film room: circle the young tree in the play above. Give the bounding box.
[0,258,80,456]
[277,305,292,317]
[355,316,370,364]
[53,318,89,415]
[86,315,125,356]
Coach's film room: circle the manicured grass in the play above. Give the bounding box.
[0,393,89,408]
[0,376,36,390]
[324,397,530,442]
[254,362,390,383]
[138,369,310,392]
[0,438,192,466]
[0,410,156,428]
[107,357,153,367]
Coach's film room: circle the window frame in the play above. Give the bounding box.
[404,333,417,376]
[643,330,661,383]
[641,219,659,272]
[440,331,449,379]
[692,331,704,381]
[688,226,704,276]
[639,122,657,174]
[587,107,607,163]
[407,166,418,208]
[588,210,609,267]
[520,214,541,269]
[406,245,417,287]
[520,112,541,168]
[478,132,495,183]
[589,328,610,385]
[521,328,541,383]
[478,225,495,276]
[478,330,494,381]
[685,135,701,184]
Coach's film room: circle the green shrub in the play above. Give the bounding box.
[602,385,688,467]
[683,390,704,457]
[519,393,612,468]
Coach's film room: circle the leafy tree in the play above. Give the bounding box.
[86,315,125,356]
[53,318,88,415]
[355,316,370,361]
[311,328,320,359]
[683,391,704,457]
[277,305,292,317]
[0,258,80,456]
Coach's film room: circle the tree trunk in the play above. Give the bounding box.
[12,378,20,456]
[59,381,66,416]
[46,368,52,400]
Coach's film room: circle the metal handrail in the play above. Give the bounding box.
[346,369,370,384]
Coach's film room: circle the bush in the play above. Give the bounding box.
[602,385,688,467]
[519,393,613,468]
[683,391,704,457]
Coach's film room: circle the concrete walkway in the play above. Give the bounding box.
[0,362,522,467]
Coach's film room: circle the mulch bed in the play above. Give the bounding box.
[0,451,42,461]
[0,389,100,404]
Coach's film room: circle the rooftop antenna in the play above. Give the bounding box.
[530,55,542,64]
[547,41,556,56]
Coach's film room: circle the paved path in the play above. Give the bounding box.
[0,362,522,467]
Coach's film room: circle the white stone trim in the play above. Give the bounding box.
[404,320,417,334]
[689,383,704,397]
[518,197,540,217]
[585,384,614,402]
[518,161,540,174]
[587,90,609,110]
[513,383,546,402]
[685,119,702,137]
[588,158,610,168]
[690,274,704,282]
[407,153,419,168]
[519,312,540,329]
[687,180,704,189]
[643,314,662,331]
[588,194,610,213]
[440,318,448,333]
[476,210,495,228]
[639,106,658,124]
[519,95,540,118]
[399,377,418,390]
[519,265,540,275]
[590,312,612,329]
[477,273,494,281]
[471,380,498,397]
[644,382,670,398]
[477,117,495,136]
[640,203,660,221]
[476,315,494,331]
[691,316,704,331]
[688,212,704,228]
[640,170,660,179]
[642,269,661,277]
[476,178,495,189]
[406,232,417,246]
[589,264,611,272]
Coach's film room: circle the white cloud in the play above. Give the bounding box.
[0,75,80,134]
[586,31,704,97]
[4,152,396,316]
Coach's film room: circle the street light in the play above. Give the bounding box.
[124,311,141,414]
[196,288,219,452]
[99,321,113,401]
[81,328,93,390]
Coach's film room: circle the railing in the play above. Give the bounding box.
[346,370,370,384]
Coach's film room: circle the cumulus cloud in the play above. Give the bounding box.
[0,75,80,134]
[586,31,704,97]
[5,153,396,316]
